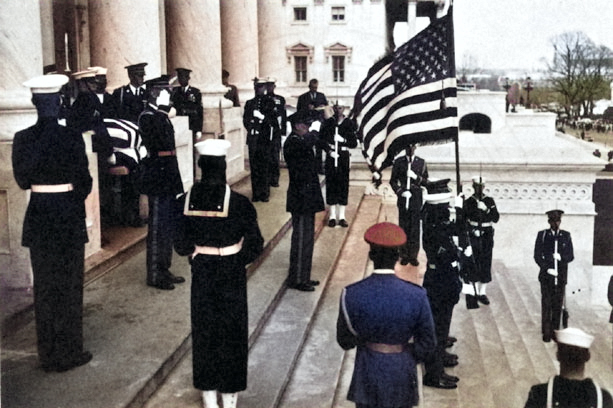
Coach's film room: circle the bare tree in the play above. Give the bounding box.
[547,31,613,117]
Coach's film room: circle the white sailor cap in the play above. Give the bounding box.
[424,178,452,204]
[265,76,277,84]
[23,74,69,94]
[253,76,268,85]
[195,139,231,157]
[554,327,594,349]
[472,176,486,185]
[88,66,108,76]
[72,69,97,80]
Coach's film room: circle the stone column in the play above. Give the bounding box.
[221,0,259,98]
[88,0,165,90]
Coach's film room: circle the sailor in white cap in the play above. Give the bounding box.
[524,327,612,408]
[12,74,93,372]
[174,139,264,408]
[461,176,499,305]
[534,209,574,342]
[265,76,287,188]
[320,99,358,228]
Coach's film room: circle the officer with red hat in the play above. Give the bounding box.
[337,222,436,408]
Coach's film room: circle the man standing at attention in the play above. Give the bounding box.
[297,78,328,174]
[534,209,574,342]
[337,222,436,408]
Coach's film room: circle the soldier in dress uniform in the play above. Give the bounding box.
[242,77,279,202]
[389,144,428,266]
[321,100,358,228]
[534,209,574,342]
[138,78,185,290]
[12,74,93,372]
[462,176,500,305]
[524,327,613,408]
[265,77,286,188]
[421,179,463,389]
[170,67,203,139]
[174,139,264,408]
[112,62,149,123]
[337,222,436,408]
[283,110,327,292]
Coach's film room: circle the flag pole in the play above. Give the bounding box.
[447,0,460,193]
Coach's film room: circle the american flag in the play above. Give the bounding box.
[352,7,458,175]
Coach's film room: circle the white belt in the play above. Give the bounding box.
[31,183,74,193]
[192,238,243,257]
[328,145,350,151]
[469,221,493,227]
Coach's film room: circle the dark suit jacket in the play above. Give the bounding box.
[170,86,203,132]
[296,91,328,112]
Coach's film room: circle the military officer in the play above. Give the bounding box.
[138,78,185,290]
[170,67,203,138]
[243,77,279,202]
[524,327,613,408]
[534,209,574,342]
[12,74,93,372]
[174,139,264,408]
[389,144,429,266]
[265,77,287,188]
[463,176,500,305]
[337,222,436,408]
[320,100,358,227]
[112,62,149,123]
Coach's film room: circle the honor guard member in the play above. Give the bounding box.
[524,327,613,408]
[296,78,328,174]
[421,179,462,389]
[174,139,264,408]
[112,62,148,123]
[138,78,185,290]
[534,209,574,342]
[321,100,358,228]
[265,77,287,188]
[243,77,278,202]
[337,222,436,408]
[170,67,203,139]
[284,110,327,291]
[462,176,500,305]
[12,74,93,372]
[390,144,429,266]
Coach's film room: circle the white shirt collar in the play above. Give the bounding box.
[372,269,395,275]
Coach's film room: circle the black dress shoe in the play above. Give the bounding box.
[445,339,455,348]
[477,295,490,305]
[54,351,93,372]
[444,351,458,360]
[542,334,552,343]
[338,219,349,228]
[308,280,320,286]
[443,358,459,367]
[423,377,458,389]
[447,336,457,344]
[328,219,337,227]
[441,372,460,383]
[270,182,280,187]
[147,280,175,290]
[166,272,185,284]
[288,283,315,292]
[261,197,270,202]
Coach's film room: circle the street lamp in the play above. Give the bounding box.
[523,76,533,108]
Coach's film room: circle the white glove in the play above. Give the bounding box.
[464,246,473,257]
[553,252,561,261]
[454,194,464,208]
[156,89,171,107]
[473,230,481,237]
[408,169,417,180]
[309,121,321,132]
[106,153,117,165]
[196,131,202,139]
[329,152,339,159]
[477,201,488,211]
[372,172,381,181]
[547,268,558,277]
[253,110,265,120]
[334,133,345,143]
[401,190,412,199]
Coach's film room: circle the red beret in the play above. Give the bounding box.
[364,222,407,248]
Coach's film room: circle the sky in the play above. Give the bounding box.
[450,0,613,74]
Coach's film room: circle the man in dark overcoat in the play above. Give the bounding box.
[534,209,574,342]
[337,222,436,408]
[421,180,462,389]
[320,100,357,228]
[389,144,428,266]
[265,77,287,188]
[296,78,328,174]
[243,77,279,202]
[174,139,263,408]
[462,176,500,305]
[283,110,327,291]
[12,74,93,372]
[138,80,185,290]
[112,62,149,123]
